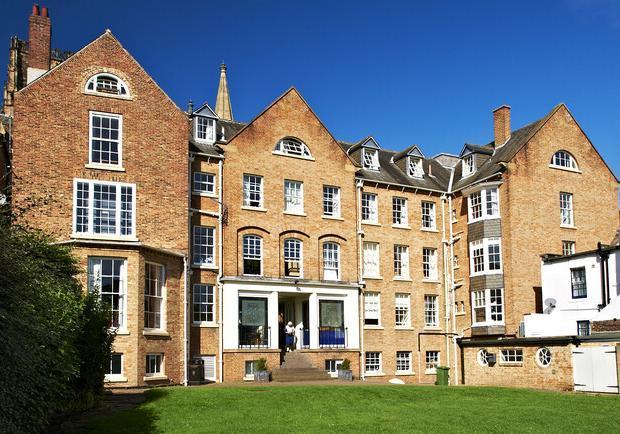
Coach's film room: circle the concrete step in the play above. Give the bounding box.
[272,372,333,382]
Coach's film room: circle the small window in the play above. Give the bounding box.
[500,349,523,364]
[243,175,263,208]
[477,349,489,367]
[365,352,381,373]
[144,262,165,330]
[462,155,475,177]
[284,238,302,278]
[395,294,410,327]
[363,242,380,278]
[363,148,380,170]
[243,235,262,275]
[362,193,378,223]
[408,157,424,178]
[323,186,341,217]
[536,347,552,368]
[245,360,257,378]
[284,180,304,214]
[323,242,340,281]
[85,73,129,96]
[425,351,440,373]
[193,172,215,194]
[424,295,438,327]
[571,267,587,299]
[146,353,163,376]
[275,138,312,158]
[392,197,408,226]
[393,245,410,278]
[560,192,574,226]
[577,320,590,336]
[421,201,436,230]
[195,117,216,143]
[325,359,343,377]
[193,284,215,324]
[396,351,412,373]
[364,292,380,326]
[423,248,438,280]
[550,150,578,170]
[562,240,575,256]
[89,112,122,167]
[192,226,215,266]
[106,353,123,379]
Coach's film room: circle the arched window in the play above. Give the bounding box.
[550,150,578,170]
[243,235,262,275]
[275,138,312,158]
[283,238,302,277]
[85,73,129,96]
[323,242,340,281]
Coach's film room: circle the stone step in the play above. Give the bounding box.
[272,372,333,382]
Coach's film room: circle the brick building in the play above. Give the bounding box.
[2,6,618,389]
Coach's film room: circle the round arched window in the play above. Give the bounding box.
[85,73,129,96]
[477,349,490,367]
[536,347,552,368]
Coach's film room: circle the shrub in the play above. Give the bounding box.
[255,358,268,371]
[340,359,351,370]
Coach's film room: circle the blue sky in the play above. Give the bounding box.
[2,0,619,176]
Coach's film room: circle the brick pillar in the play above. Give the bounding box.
[28,5,51,71]
[493,105,511,147]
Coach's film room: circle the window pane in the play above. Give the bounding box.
[193,226,215,265]
[91,113,121,165]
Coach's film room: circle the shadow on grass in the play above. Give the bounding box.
[84,388,169,434]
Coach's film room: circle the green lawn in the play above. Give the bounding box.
[87,385,619,433]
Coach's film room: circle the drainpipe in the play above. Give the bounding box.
[356,179,365,380]
[597,242,610,308]
[447,167,459,385]
[441,193,450,376]
[183,255,189,386]
[217,159,224,382]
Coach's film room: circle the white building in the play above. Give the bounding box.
[522,244,619,337]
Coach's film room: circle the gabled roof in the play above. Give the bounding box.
[459,143,493,157]
[193,101,218,118]
[392,144,424,162]
[347,136,380,154]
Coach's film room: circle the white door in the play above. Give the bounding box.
[572,346,618,393]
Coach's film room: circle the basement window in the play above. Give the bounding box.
[85,73,129,96]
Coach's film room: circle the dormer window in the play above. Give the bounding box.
[363,148,380,170]
[194,117,216,143]
[408,157,424,178]
[550,150,579,171]
[462,155,475,177]
[85,73,129,97]
[274,138,312,158]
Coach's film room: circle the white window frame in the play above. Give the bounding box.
[144,262,166,331]
[85,73,130,97]
[243,235,263,276]
[145,353,164,377]
[562,240,575,256]
[193,172,216,196]
[323,242,340,281]
[393,245,410,278]
[424,295,438,328]
[392,197,408,227]
[396,351,413,374]
[362,193,378,224]
[469,238,502,276]
[395,293,411,328]
[363,242,380,278]
[284,180,304,214]
[560,192,574,227]
[73,178,136,240]
[274,138,312,159]
[105,353,124,382]
[362,148,380,171]
[193,284,215,325]
[462,155,475,177]
[421,201,436,230]
[194,116,216,143]
[365,351,382,374]
[88,257,128,331]
[500,349,523,364]
[88,111,123,168]
[284,238,303,278]
[425,351,440,373]
[467,187,500,223]
[364,292,381,326]
[322,185,341,218]
[243,174,263,208]
[471,288,504,326]
[422,248,438,280]
[408,157,424,178]
[325,359,344,377]
[192,226,215,266]
[550,150,579,172]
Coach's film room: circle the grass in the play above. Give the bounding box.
[86,385,619,433]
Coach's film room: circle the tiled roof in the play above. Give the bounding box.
[217,119,247,142]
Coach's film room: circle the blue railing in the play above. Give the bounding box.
[319,326,347,348]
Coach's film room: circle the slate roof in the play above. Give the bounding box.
[392,144,424,162]
[338,141,451,192]
[217,119,247,142]
[189,138,224,157]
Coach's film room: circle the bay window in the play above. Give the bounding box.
[469,238,502,276]
[468,186,499,222]
[88,257,127,329]
[471,288,504,325]
[144,262,165,330]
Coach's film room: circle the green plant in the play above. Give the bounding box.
[255,358,268,371]
[340,359,351,370]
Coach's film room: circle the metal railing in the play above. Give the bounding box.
[238,325,270,348]
[319,326,347,349]
[298,327,310,349]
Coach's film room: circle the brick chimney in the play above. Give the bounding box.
[27,4,51,84]
[493,105,511,148]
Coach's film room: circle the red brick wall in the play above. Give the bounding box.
[28,7,51,71]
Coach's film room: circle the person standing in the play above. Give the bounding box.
[284,321,295,352]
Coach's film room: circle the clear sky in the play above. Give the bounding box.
[1,0,619,176]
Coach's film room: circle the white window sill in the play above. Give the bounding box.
[364,325,384,330]
[395,326,414,331]
[455,312,466,316]
[243,375,255,381]
[272,150,316,161]
[560,224,577,230]
[422,279,441,284]
[194,138,216,145]
[115,329,130,336]
[192,191,217,198]
[192,263,218,270]
[362,221,381,226]
[393,276,412,282]
[105,375,128,383]
[395,372,415,376]
[424,326,441,331]
[425,369,437,375]
[421,228,439,233]
[391,224,410,230]
[283,211,307,217]
[83,90,133,101]
[469,272,502,278]
[364,372,385,377]
[468,216,501,224]
[499,362,523,367]
[143,375,168,381]
[241,206,267,212]
[322,215,344,221]
[143,330,170,337]
[549,164,581,174]
[85,163,126,172]
[363,275,383,280]
[71,234,139,242]
[192,322,219,328]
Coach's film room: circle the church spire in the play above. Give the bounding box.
[214,63,233,121]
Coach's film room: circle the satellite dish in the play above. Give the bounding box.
[543,298,557,314]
